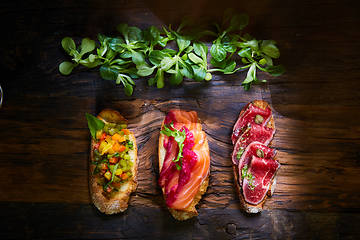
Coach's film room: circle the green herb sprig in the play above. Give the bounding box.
[85,113,105,139]
[241,164,255,190]
[59,10,284,95]
[160,122,186,170]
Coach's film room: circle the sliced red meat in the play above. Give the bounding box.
[231,103,272,144]
[232,124,275,165]
[238,141,277,185]
[242,155,280,205]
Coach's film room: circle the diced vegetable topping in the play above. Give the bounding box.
[91,120,134,194]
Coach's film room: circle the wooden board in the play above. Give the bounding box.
[1,0,360,239]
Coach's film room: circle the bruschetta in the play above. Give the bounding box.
[158,109,210,220]
[87,109,137,214]
[231,100,280,213]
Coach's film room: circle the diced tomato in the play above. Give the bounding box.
[113,142,126,152]
[121,129,130,135]
[106,186,112,193]
[121,172,128,180]
[118,145,126,152]
[100,132,107,141]
[109,157,119,164]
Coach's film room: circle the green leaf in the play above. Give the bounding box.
[144,26,161,43]
[161,48,177,56]
[160,57,177,71]
[136,64,155,76]
[263,55,273,66]
[210,41,227,62]
[179,61,194,79]
[80,38,95,55]
[259,58,267,66]
[169,63,183,85]
[192,65,206,81]
[222,35,237,53]
[239,39,259,50]
[242,63,257,89]
[61,37,76,55]
[156,69,165,88]
[59,61,76,75]
[85,113,105,139]
[99,65,119,80]
[149,50,170,66]
[127,26,143,42]
[131,51,145,66]
[123,82,133,96]
[193,42,208,59]
[223,60,236,74]
[238,47,252,58]
[261,40,280,58]
[176,35,191,52]
[210,57,227,69]
[79,55,101,68]
[120,51,132,59]
[110,58,131,66]
[188,53,203,65]
[265,65,285,76]
[108,38,125,52]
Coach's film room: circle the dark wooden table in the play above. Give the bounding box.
[1,0,359,239]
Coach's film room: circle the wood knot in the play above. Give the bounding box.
[226,223,237,235]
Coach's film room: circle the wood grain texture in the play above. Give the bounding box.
[0,0,360,239]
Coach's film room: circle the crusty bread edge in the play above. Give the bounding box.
[158,116,210,221]
[89,109,138,215]
[233,100,277,214]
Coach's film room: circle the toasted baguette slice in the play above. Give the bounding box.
[158,117,210,221]
[233,100,277,214]
[89,109,137,214]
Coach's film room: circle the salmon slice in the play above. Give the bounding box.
[170,130,210,210]
[160,110,210,210]
[165,109,202,132]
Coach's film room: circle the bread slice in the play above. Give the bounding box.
[233,100,277,213]
[158,117,210,221]
[89,109,137,214]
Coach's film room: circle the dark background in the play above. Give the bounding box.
[1,0,360,239]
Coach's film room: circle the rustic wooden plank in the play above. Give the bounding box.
[1,0,360,239]
[1,203,359,240]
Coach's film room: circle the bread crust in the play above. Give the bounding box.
[158,114,210,221]
[233,100,277,213]
[89,109,137,214]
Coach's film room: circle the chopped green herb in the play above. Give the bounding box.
[236,148,244,160]
[126,140,134,150]
[241,164,256,190]
[160,122,186,170]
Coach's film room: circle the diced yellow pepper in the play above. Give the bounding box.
[99,140,114,155]
[115,168,123,176]
[104,171,112,181]
[112,133,126,142]
[96,130,103,140]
